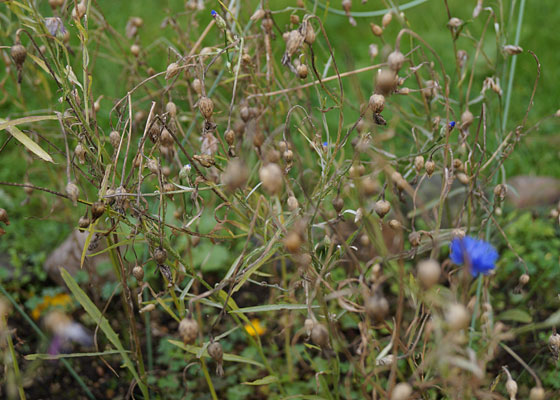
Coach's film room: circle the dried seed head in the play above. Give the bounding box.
[147,159,159,174]
[456,172,469,185]
[284,230,302,253]
[453,158,463,171]
[303,22,316,44]
[503,45,523,55]
[198,97,214,120]
[11,44,27,66]
[224,129,235,146]
[369,93,385,114]
[222,160,249,192]
[417,259,441,288]
[259,163,283,194]
[132,265,144,282]
[370,22,383,36]
[130,44,141,57]
[78,216,90,229]
[414,155,424,172]
[529,387,545,400]
[375,68,397,96]
[165,62,181,80]
[374,199,391,218]
[208,341,223,362]
[447,17,463,29]
[425,160,436,177]
[154,247,167,264]
[66,182,79,205]
[285,30,304,59]
[493,184,507,201]
[49,0,64,9]
[160,128,174,147]
[388,219,401,230]
[391,382,412,400]
[365,295,389,322]
[71,1,86,19]
[548,333,560,359]
[519,274,530,285]
[446,303,470,331]
[166,101,177,117]
[290,14,300,25]
[74,143,86,164]
[461,110,474,129]
[297,64,308,79]
[90,201,104,220]
[192,78,202,95]
[0,209,9,225]
[310,323,329,347]
[287,195,299,211]
[382,12,392,28]
[139,304,156,314]
[304,318,314,336]
[391,171,407,190]
[408,231,421,247]
[108,130,120,148]
[208,341,224,377]
[178,317,199,344]
[361,177,379,195]
[387,51,405,72]
[369,43,379,60]
[250,9,265,21]
[506,378,518,400]
[332,197,344,213]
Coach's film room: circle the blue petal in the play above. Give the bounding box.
[450,238,465,265]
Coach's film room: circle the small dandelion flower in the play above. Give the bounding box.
[450,235,498,277]
[244,318,266,337]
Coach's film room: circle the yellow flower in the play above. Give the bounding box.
[244,318,266,337]
[31,293,73,320]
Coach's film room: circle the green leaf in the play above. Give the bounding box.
[0,117,55,162]
[60,268,149,398]
[229,304,318,314]
[168,339,264,368]
[25,350,127,361]
[242,375,278,386]
[498,309,532,323]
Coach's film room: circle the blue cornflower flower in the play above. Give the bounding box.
[211,10,217,17]
[449,235,498,277]
[448,121,456,129]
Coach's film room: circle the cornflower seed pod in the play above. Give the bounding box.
[11,44,27,66]
[78,216,90,229]
[374,200,391,218]
[166,101,177,117]
[414,155,424,172]
[417,259,441,288]
[192,78,202,95]
[506,377,518,400]
[66,183,79,205]
[297,64,308,79]
[446,303,470,330]
[91,201,105,219]
[198,97,214,120]
[529,387,545,400]
[370,22,383,36]
[387,51,405,72]
[311,323,329,347]
[425,160,435,177]
[461,110,474,129]
[222,160,248,192]
[132,265,144,282]
[259,163,283,194]
[109,130,120,148]
[332,197,344,213]
[391,382,412,400]
[208,341,224,377]
[74,144,86,164]
[287,196,299,211]
[382,12,392,28]
[303,22,316,44]
[409,231,421,247]
[365,295,389,322]
[178,317,199,344]
[503,45,523,55]
[154,247,167,264]
[369,94,385,114]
